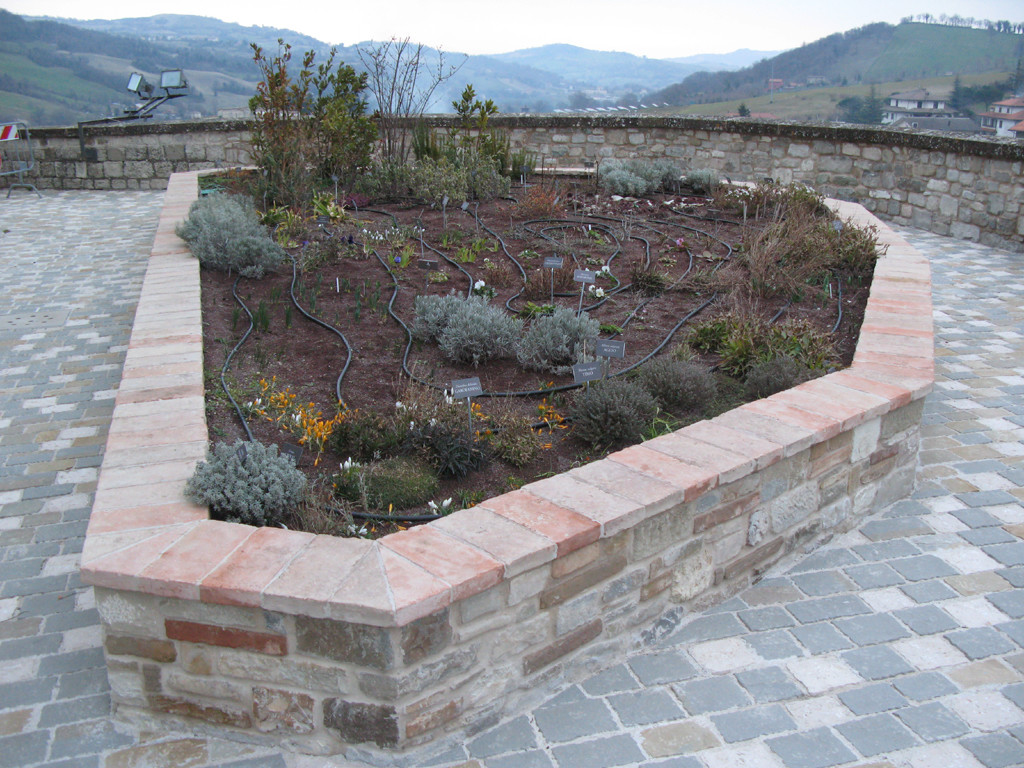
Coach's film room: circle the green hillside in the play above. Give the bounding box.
[653,21,1024,106]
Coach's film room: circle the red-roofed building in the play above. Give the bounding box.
[978,97,1024,137]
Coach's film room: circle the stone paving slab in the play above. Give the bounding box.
[2,199,1024,768]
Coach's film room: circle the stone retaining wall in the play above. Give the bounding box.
[80,170,933,760]
[15,116,1024,252]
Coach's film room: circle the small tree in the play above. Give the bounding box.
[357,38,463,162]
[249,40,375,208]
[737,102,751,117]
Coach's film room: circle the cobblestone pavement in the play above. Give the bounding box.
[1,194,1022,768]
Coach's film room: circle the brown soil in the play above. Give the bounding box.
[198,182,870,534]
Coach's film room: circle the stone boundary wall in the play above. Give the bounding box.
[80,170,933,759]
[11,116,1024,252]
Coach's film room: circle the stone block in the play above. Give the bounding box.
[539,555,626,609]
[323,699,398,748]
[105,633,176,663]
[295,616,393,670]
[671,543,713,601]
[523,619,601,675]
[165,619,286,656]
[252,686,316,734]
[769,483,819,534]
[401,609,452,664]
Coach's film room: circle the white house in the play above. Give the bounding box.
[978,97,1024,137]
[882,89,955,124]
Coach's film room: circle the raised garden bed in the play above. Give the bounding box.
[196,176,878,535]
[81,170,933,758]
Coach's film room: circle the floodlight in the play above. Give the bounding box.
[126,72,153,97]
[160,69,187,90]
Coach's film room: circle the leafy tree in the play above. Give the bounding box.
[249,40,376,208]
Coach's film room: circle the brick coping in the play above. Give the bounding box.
[81,171,933,629]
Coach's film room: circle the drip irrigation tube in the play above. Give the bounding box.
[221,275,255,442]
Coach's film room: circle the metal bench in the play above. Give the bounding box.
[0,122,41,198]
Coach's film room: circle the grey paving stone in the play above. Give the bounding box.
[945,627,1017,660]
[706,596,748,613]
[838,683,908,715]
[987,589,1024,619]
[894,604,960,635]
[961,733,1024,768]
[37,696,111,729]
[893,671,958,701]
[549,734,645,768]
[951,508,1006,528]
[488,750,554,768]
[843,562,905,589]
[645,758,702,768]
[956,490,1020,507]
[607,689,684,726]
[37,646,106,675]
[890,555,959,581]
[955,460,1011,475]
[534,699,616,743]
[791,571,856,597]
[789,623,855,654]
[834,613,912,646]
[674,676,751,715]
[996,619,1024,648]
[901,579,959,603]
[420,743,468,766]
[861,517,932,541]
[786,549,860,573]
[628,650,697,685]
[841,646,914,680]
[48,720,135,758]
[746,629,804,659]
[666,613,746,644]
[711,704,796,743]
[835,713,918,757]
[999,682,1024,711]
[736,666,804,703]
[536,685,586,710]
[985,543,1024,566]
[467,715,537,758]
[737,606,796,631]
[581,664,640,696]
[766,727,858,768]
[787,594,871,624]
[895,701,970,742]
[0,677,56,707]
[211,758,288,768]
[0,731,51,768]
[960,528,1018,546]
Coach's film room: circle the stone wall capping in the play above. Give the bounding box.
[79,170,934,754]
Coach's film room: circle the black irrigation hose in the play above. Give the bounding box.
[221,274,255,442]
[350,509,442,523]
[286,250,352,408]
[831,277,844,334]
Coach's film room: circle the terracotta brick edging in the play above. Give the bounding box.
[81,171,932,756]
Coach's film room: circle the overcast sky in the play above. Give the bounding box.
[5,0,1023,58]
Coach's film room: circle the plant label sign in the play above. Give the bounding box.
[236,443,247,463]
[574,269,596,284]
[417,258,438,270]
[543,256,563,270]
[572,361,603,384]
[596,339,625,359]
[451,377,483,400]
[281,443,303,463]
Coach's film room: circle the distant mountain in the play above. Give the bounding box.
[665,48,781,71]
[653,21,1024,106]
[491,44,703,92]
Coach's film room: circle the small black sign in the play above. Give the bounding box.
[572,361,603,384]
[596,339,626,359]
[236,443,247,463]
[574,269,596,284]
[280,443,303,463]
[451,377,483,399]
[543,256,564,270]
[418,259,438,271]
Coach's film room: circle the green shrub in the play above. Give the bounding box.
[334,456,439,511]
[569,379,658,448]
[746,355,815,398]
[409,157,468,207]
[329,408,407,462]
[408,420,488,477]
[176,195,284,278]
[599,159,680,196]
[185,440,306,526]
[688,314,835,377]
[517,307,600,372]
[638,358,717,413]
[413,295,521,367]
[354,158,415,202]
[685,168,720,194]
[489,409,540,467]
